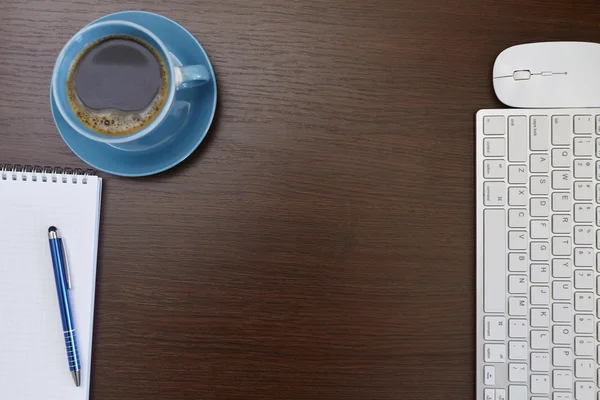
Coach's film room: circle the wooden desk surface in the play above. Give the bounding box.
[1,0,598,398]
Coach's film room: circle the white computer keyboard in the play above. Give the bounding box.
[476,109,600,400]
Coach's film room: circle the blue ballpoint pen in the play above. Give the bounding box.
[48,226,81,387]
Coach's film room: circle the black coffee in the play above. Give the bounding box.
[67,35,169,135]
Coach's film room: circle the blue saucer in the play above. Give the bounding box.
[51,11,217,177]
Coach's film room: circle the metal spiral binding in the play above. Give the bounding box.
[0,164,95,184]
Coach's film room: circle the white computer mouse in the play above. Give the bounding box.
[493,41,600,108]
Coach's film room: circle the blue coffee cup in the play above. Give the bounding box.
[51,20,210,150]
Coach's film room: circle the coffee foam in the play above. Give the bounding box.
[66,35,169,136]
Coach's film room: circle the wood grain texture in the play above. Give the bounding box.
[1,0,599,398]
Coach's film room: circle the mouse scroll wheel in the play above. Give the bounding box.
[513,70,531,80]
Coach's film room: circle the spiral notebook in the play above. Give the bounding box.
[0,166,102,400]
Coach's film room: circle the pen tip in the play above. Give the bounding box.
[48,226,57,233]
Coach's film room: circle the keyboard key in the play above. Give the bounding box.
[531,116,550,150]
[495,388,506,400]
[483,209,506,313]
[484,316,506,340]
[531,330,550,349]
[530,176,550,195]
[508,209,527,228]
[574,225,594,244]
[508,253,527,272]
[597,205,600,225]
[531,264,549,283]
[484,365,495,385]
[552,214,572,234]
[575,359,594,379]
[552,148,571,167]
[531,154,550,172]
[484,115,505,135]
[531,374,550,394]
[552,115,571,145]
[531,220,550,239]
[575,292,594,311]
[509,363,527,382]
[508,385,527,400]
[552,303,572,322]
[574,204,594,222]
[597,138,600,156]
[553,325,573,345]
[509,341,527,360]
[574,159,594,178]
[574,381,594,400]
[574,138,594,156]
[484,182,505,206]
[483,160,506,179]
[552,258,571,278]
[552,170,572,190]
[484,138,505,157]
[531,286,549,305]
[552,192,572,212]
[509,297,527,316]
[509,275,527,293]
[575,337,594,356]
[596,161,600,180]
[508,187,528,206]
[552,281,571,300]
[574,270,594,289]
[552,347,572,367]
[553,393,572,400]
[484,343,506,362]
[509,231,527,250]
[508,165,527,184]
[508,116,527,162]
[532,308,550,327]
[531,352,550,371]
[574,115,594,134]
[532,241,550,259]
[531,198,550,217]
[553,370,572,389]
[552,237,571,256]
[575,314,594,334]
[574,181,593,200]
[574,248,593,267]
[509,319,527,338]
[484,388,494,400]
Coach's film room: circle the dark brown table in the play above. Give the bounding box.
[1,0,598,398]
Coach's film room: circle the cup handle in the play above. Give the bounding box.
[174,65,210,90]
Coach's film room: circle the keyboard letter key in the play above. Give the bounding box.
[552,170,572,190]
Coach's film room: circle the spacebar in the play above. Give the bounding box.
[484,209,506,313]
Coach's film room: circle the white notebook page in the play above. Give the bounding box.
[0,172,102,400]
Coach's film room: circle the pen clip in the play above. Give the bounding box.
[60,238,73,290]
